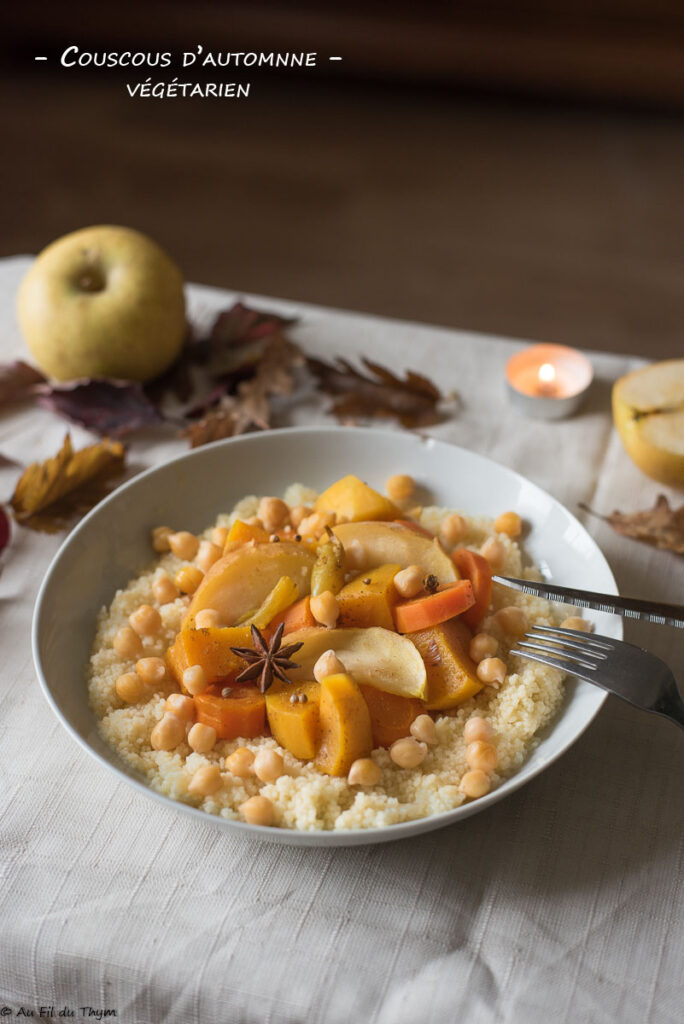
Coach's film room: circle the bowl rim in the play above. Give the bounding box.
[32,425,616,846]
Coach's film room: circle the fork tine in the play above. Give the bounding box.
[524,631,609,660]
[510,647,597,677]
[514,640,599,672]
[531,624,614,651]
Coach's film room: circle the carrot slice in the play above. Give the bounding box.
[266,596,315,638]
[452,549,492,628]
[194,685,266,740]
[393,579,475,633]
[359,685,424,748]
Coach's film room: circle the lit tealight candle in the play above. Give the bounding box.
[506,343,593,419]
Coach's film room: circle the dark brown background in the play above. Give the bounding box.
[3,1,684,358]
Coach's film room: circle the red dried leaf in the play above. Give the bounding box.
[580,495,684,555]
[0,361,46,408]
[307,356,443,427]
[210,301,297,348]
[37,380,164,437]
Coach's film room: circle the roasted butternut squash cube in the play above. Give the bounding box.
[407,619,483,709]
[337,563,401,631]
[315,474,400,523]
[359,684,424,749]
[314,673,373,776]
[224,519,271,549]
[265,680,321,760]
[166,625,252,688]
[195,685,266,740]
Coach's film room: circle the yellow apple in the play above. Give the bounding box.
[612,360,684,487]
[16,225,186,382]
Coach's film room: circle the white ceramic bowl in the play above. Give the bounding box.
[33,427,620,846]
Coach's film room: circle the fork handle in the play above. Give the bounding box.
[655,685,684,730]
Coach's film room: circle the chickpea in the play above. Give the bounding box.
[239,795,276,827]
[476,657,507,687]
[135,657,167,686]
[299,511,335,540]
[188,763,222,797]
[168,531,199,561]
[310,591,339,628]
[129,604,162,637]
[253,748,285,783]
[459,770,490,799]
[495,606,528,635]
[561,616,592,631]
[195,608,222,629]
[113,626,143,660]
[165,693,196,722]
[212,526,229,548]
[494,511,522,538]
[115,672,144,704]
[313,649,347,683]
[480,537,506,571]
[440,513,467,547]
[183,665,208,696]
[386,474,415,504]
[258,496,290,533]
[389,737,427,769]
[150,713,185,751]
[466,740,498,773]
[347,758,381,786]
[410,714,438,745]
[175,565,204,595]
[196,540,223,573]
[464,717,495,745]
[188,722,217,754]
[226,747,255,778]
[151,525,174,552]
[393,565,424,599]
[153,574,180,605]
[290,505,313,529]
[469,633,498,663]
[245,516,264,529]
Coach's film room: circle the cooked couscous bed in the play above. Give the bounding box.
[88,474,583,831]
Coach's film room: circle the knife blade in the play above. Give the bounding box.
[492,575,684,629]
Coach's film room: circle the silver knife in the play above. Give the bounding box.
[492,575,684,629]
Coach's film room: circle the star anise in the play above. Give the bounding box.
[230,622,303,694]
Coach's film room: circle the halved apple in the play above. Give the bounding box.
[284,626,427,699]
[186,541,315,626]
[612,360,684,487]
[333,521,457,583]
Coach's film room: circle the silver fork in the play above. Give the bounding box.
[511,625,684,730]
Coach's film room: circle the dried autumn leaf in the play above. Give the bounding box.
[10,434,126,532]
[580,495,684,555]
[0,360,46,409]
[306,356,443,428]
[37,380,164,437]
[183,335,303,448]
[210,302,297,348]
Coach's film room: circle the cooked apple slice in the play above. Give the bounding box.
[186,541,315,626]
[284,626,427,699]
[333,521,457,583]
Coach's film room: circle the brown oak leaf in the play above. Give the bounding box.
[0,360,46,408]
[306,356,443,427]
[10,433,126,532]
[580,495,684,555]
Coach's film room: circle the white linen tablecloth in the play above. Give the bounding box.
[1,256,682,1024]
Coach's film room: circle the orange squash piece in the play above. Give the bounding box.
[394,579,475,633]
[315,474,400,523]
[407,618,483,710]
[359,684,424,748]
[314,673,373,777]
[195,685,266,740]
[166,625,252,688]
[224,519,270,550]
[337,563,401,631]
[265,681,321,760]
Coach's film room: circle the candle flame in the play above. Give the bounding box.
[538,362,556,384]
